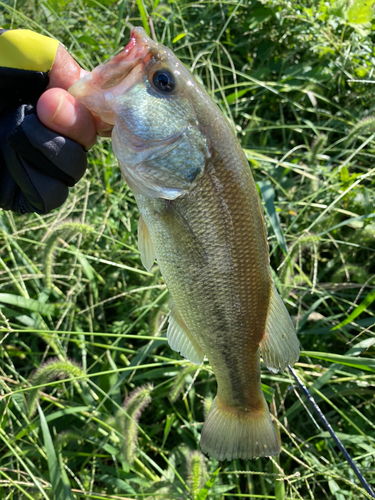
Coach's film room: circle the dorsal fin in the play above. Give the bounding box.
[260,285,300,373]
[167,300,204,365]
[138,215,156,272]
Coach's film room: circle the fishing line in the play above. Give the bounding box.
[288,365,375,499]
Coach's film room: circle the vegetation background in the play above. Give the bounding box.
[0,0,375,498]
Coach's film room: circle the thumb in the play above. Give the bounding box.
[37,88,97,149]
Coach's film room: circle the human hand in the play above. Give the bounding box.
[0,31,113,214]
[37,45,113,150]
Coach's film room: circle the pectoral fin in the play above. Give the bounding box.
[260,285,300,373]
[167,300,204,365]
[138,215,155,272]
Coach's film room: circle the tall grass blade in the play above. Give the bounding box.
[135,0,150,36]
[301,351,375,372]
[37,405,74,500]
[333,288,375,330]
[258,181,287,254]
[0,293,55,315]
[195,467,221,500]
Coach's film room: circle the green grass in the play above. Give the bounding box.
[1,0,375,498]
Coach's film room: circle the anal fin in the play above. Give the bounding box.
[260,285,300,373]
[167,300,204,365]
[138,215,156,272]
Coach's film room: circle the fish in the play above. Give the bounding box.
[69,27,300,461]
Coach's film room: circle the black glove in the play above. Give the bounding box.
[0,29,87,214]
[0,103,87,214]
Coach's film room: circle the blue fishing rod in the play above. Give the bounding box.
[288,365,375,499]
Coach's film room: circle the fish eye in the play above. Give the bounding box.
[152,69,175,93]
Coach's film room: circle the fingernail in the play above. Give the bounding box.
[52,93,77,128]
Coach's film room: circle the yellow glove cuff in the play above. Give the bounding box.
[0,29,59,72]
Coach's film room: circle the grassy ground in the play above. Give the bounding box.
[1,0,375,498]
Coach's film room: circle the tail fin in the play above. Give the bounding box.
[200,396,279,461]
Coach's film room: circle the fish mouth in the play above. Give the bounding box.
[69,27,157,123]
[91,27,156,90]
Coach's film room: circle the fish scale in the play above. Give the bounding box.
[70,26,300,460]
[137,151,268,409]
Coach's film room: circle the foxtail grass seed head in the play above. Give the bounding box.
[346,115,375,144]
[116,383,153,464]
[187,450,207,498]
[55,430,84,450]
[27,358,85,417]
[309,134,327,165]
[43,220,94,288]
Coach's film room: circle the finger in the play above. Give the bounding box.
[47,45,114,139]
[48,44,87,90]
[37,88,97,149]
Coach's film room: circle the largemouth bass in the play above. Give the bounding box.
[70,28,300,461]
